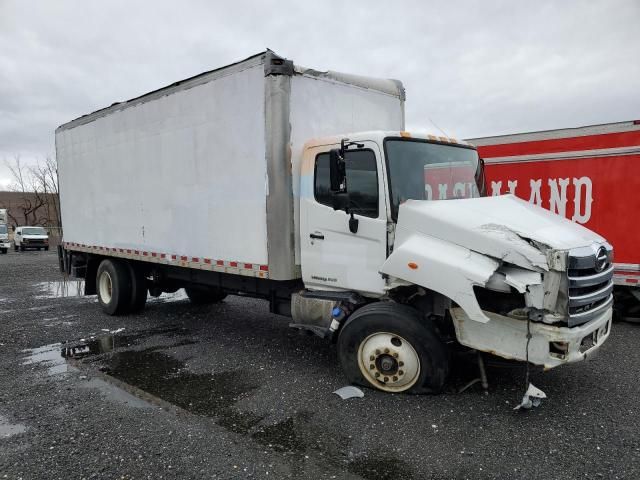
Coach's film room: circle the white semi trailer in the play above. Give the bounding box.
[57,51,613,394]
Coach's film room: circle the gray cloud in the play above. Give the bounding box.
[1,0,639,187]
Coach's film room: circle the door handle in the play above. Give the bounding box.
[310,233,325,240]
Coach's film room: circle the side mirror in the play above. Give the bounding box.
[329,148,346,192]
[332,192,349,211]
[476,158,487,197]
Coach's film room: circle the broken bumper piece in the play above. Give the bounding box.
[450,306,612,369]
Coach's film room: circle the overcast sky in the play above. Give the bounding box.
[1,0,638,189]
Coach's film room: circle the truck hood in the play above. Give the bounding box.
[395,194,606,271]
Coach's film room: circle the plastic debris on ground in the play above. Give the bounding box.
[514,383,547,411]
[333,386,364,400]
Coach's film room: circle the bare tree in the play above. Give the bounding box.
[30,156,61,228]
[1,155,57,228]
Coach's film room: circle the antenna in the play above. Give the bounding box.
[427,116,449,138]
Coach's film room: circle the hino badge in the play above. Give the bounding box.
[56,51,613,394]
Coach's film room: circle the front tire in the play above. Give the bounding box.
[96,259,132,315]
[1,248,6,254]
[337,302,449,394]
[184,286,226,305]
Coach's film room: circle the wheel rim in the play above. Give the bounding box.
[357,332,420,392]
[98,271,113,304]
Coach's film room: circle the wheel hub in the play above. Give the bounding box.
[357,332,420,393]
[375,354,398,375]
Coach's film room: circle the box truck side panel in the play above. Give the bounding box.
[289,74,405,264]
[57,63,269,266]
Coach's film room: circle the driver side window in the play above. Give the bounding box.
[314,149,379,218]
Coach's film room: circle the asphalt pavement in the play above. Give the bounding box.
[1,251,639,479]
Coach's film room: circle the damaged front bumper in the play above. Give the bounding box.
[450,306,612,369]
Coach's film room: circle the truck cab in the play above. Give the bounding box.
[298,131,613,391]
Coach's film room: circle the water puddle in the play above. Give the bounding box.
[22,326,192,377]
[35,280,85,299]
[101,349,259,419]
[22,343,69,375]
[0,415,27,439]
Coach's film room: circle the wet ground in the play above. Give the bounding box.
[1,251,640,479]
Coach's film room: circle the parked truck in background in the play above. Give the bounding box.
[56,51,614,394]
[0,209,9,254]
[470,121,640,321]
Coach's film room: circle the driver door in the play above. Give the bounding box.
[301,142,388,296]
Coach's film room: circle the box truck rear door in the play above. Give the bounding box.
[301,142,387,296]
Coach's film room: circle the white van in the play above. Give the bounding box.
[14,226,49,252]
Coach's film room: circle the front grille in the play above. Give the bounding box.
[567,244,614,327]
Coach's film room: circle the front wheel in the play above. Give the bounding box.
[337,302,449,394]
[0,248,6,254]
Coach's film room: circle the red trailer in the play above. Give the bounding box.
[469,120,640,320]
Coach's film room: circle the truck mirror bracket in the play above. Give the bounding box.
[349,213,359,234]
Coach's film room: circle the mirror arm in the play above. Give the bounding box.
[348,211,359,234]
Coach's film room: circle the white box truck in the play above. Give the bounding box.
[57,51,613,394]
[0,209,9,254]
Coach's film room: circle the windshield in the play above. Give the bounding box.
[0,225,7,234]
[23,227,47,235]
[385,138,483,219]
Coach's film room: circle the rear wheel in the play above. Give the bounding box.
[14,244,18,252]
[1,248,6,254]
[126,262,148,313]
[337,302,449,394]
[96,259,132,315]
[44,246,49,251]
[19,245,24,252]
[185,286,226,305]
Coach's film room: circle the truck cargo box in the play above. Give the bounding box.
[56,51,405,280]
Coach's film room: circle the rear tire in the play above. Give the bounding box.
[1,248,6,254]
[19,245,24,252]
[96,259,132,315]
[14,244,18,252]
[125,262,148,313]
[337,302,449,394]
[185,286,226,305]
[44,246,49,251]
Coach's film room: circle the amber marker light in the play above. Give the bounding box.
[408,262,418,270]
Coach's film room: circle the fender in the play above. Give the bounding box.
[380,231,499,323]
